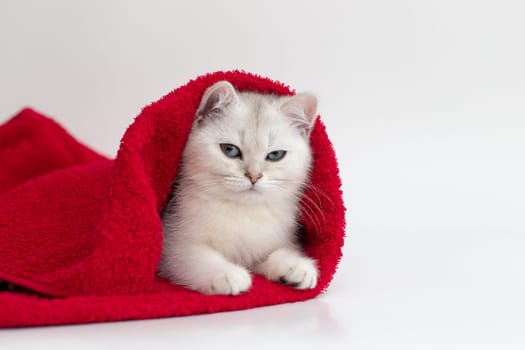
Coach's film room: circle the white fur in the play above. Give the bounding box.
[158,81,319,295]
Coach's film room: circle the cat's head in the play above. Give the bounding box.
[181,81,318,204]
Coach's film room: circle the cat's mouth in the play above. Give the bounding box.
[221,175,265,195]
[239,184,258,193]
[239,183,264,195]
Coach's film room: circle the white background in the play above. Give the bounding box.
[1,0,524,348]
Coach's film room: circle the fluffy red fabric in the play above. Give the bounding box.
[0,71,345,328]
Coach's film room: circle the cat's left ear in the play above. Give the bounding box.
[280,93,318,137]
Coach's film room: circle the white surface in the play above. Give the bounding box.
[1,0,524,348]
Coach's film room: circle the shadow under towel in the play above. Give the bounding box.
[0,71,346,328]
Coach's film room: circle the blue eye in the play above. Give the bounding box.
[220,143,242,159]
[266,150,287,161]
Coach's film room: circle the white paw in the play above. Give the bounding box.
[257,249,318,290]
[205,264,252,295]
[279,257,318,289]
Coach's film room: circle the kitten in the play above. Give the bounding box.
[158,81,319,295]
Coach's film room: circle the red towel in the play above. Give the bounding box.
[0,71,345,327]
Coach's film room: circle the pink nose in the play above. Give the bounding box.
[245,172,262,184]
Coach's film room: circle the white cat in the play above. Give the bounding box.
[158,81,319,295]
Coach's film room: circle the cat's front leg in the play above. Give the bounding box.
[159,243,252,295]
[255,247,318,289]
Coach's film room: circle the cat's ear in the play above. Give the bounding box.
[280,93,318,137]
[196,81,239,124]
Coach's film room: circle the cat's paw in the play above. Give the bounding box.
[257,248,318,290]
[205,264,252,295]
[278,258,318,289]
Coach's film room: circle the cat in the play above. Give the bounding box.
[158,80,319,295]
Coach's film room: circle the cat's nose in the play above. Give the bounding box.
[245,172,262,184]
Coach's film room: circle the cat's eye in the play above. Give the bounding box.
[266,150,287,162]
[220,143,242,159]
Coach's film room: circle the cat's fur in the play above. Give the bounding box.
[158,81,319,295]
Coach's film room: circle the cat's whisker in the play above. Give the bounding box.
[298,195,324,234]
[302,192,326,224]
[304,183,334,207]
[276,179,334,209]
[295,200,322,235]
[182,179,225,194]
[298,200,323,236]
[273,179,329,213]
[273,183,325,234]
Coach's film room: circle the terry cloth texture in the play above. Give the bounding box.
[0,71,345,328]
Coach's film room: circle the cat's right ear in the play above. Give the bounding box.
[195,81,239,124]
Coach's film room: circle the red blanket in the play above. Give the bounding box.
[0,71,345,327]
